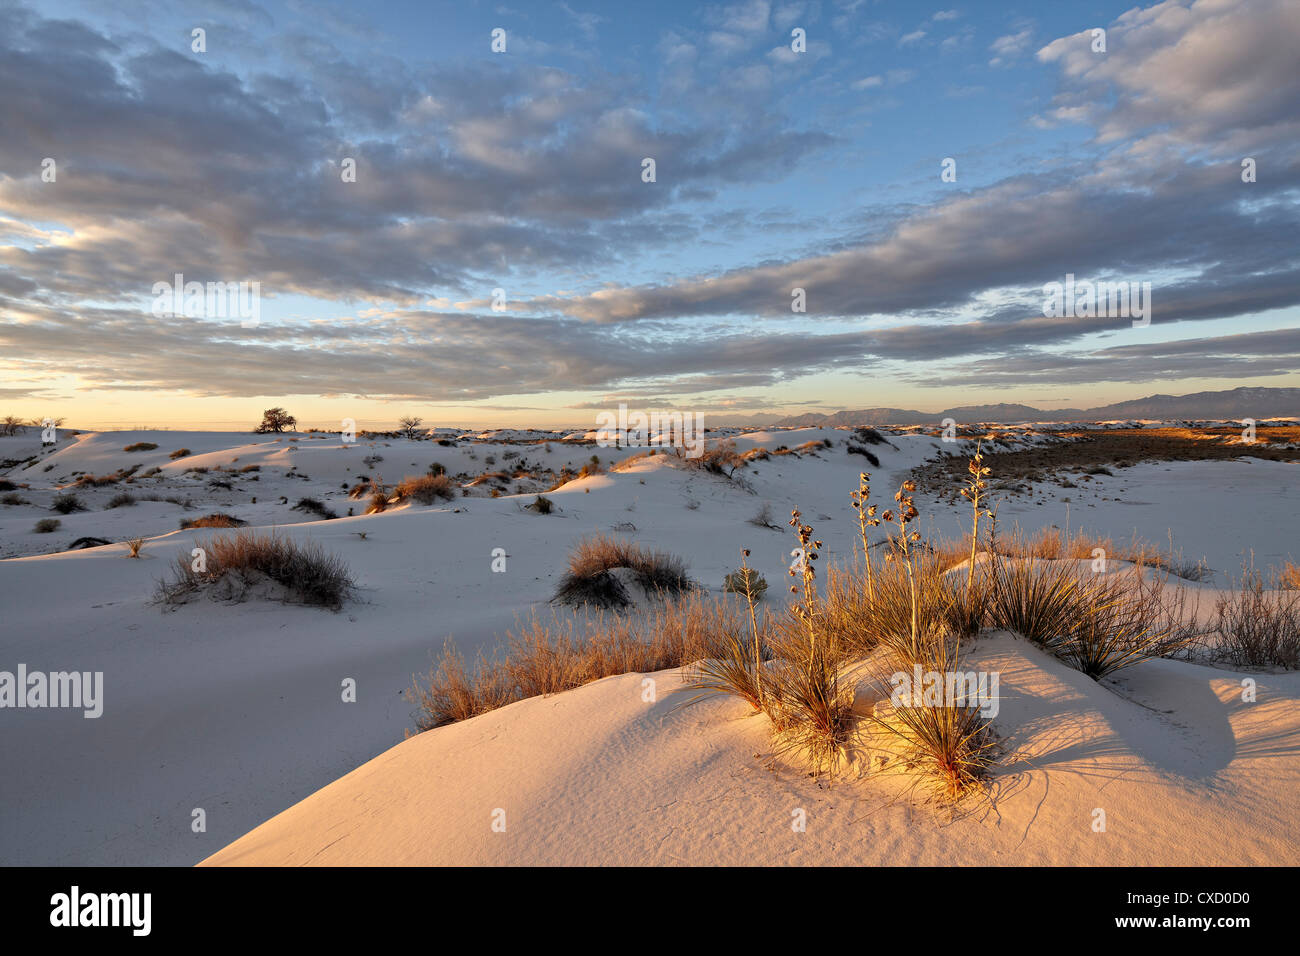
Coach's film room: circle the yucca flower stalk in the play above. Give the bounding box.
[959,440,992,600]
[850,471,881,606]
[739,548,765,709]
[788,508,823,651]
[883,481,922,652]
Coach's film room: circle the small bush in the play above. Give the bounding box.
[34,518,61,533]
[853,427,888,445]
[394,473,456,504]
[123,442,158,452]
[106,493,136,509]
[0,479,15,491]
[239,464,260,473]
[168,448,191,460]
[530,494,554,514]
[292,497,337,520]
[847,444,881,466]
[3,492,27,505]
[125,538,145,558]
[51,493,86,514]
[208,478,233,490]
[179,513,247,530]
[722,567,767,599]
[1212,571,1300,669]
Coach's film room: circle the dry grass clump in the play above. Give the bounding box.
[1277,562,1300,591]
[409,592,728,730]
[552,534,693,609]
[168,448,191,459]
[156,531,354,610]
[179,512,247,529]
[123,442,158,452]
[1211,570,1300,669]
[106,492,136,509]
[394,473,456,504]
[34,517,61,533]
[125,537,145,558]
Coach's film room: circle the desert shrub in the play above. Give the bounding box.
[34,518,61,533]
[530,494,554,514]
[125,538,145,558]
[394,473,455,504]
[688,439,743,477]
[156,531,354,610]
[552,534,692,609]
[365,491,389,514]
[1280,562,1300,590]
[106,493,136,509]
[73,474,119,487]
[748,501,778,529]
[179,513,247,530]
[853,427,888,445]
[208,478,233,490]
[239,464,260,472]
[51,493,86,514]
[123,442,157,452]
[292,497,337,520]
[0,479,15,491]
[1211,571,1300,669]
[846,443,880,466]
[427,462,446,477]
[168,448,191,460]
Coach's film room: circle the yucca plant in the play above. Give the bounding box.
[987,556,1088,648]
[868,627,996,802]
[1055,569,1199,679]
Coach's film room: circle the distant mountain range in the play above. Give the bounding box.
[769,387,1300,427]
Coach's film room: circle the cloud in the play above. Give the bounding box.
[989,25,1033,66]
[0,4,832,307]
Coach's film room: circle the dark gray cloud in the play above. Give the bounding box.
[0,3,832,306]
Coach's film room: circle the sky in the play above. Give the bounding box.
[0,0,1297,430]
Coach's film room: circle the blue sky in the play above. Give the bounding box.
[1,0,1297,428]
